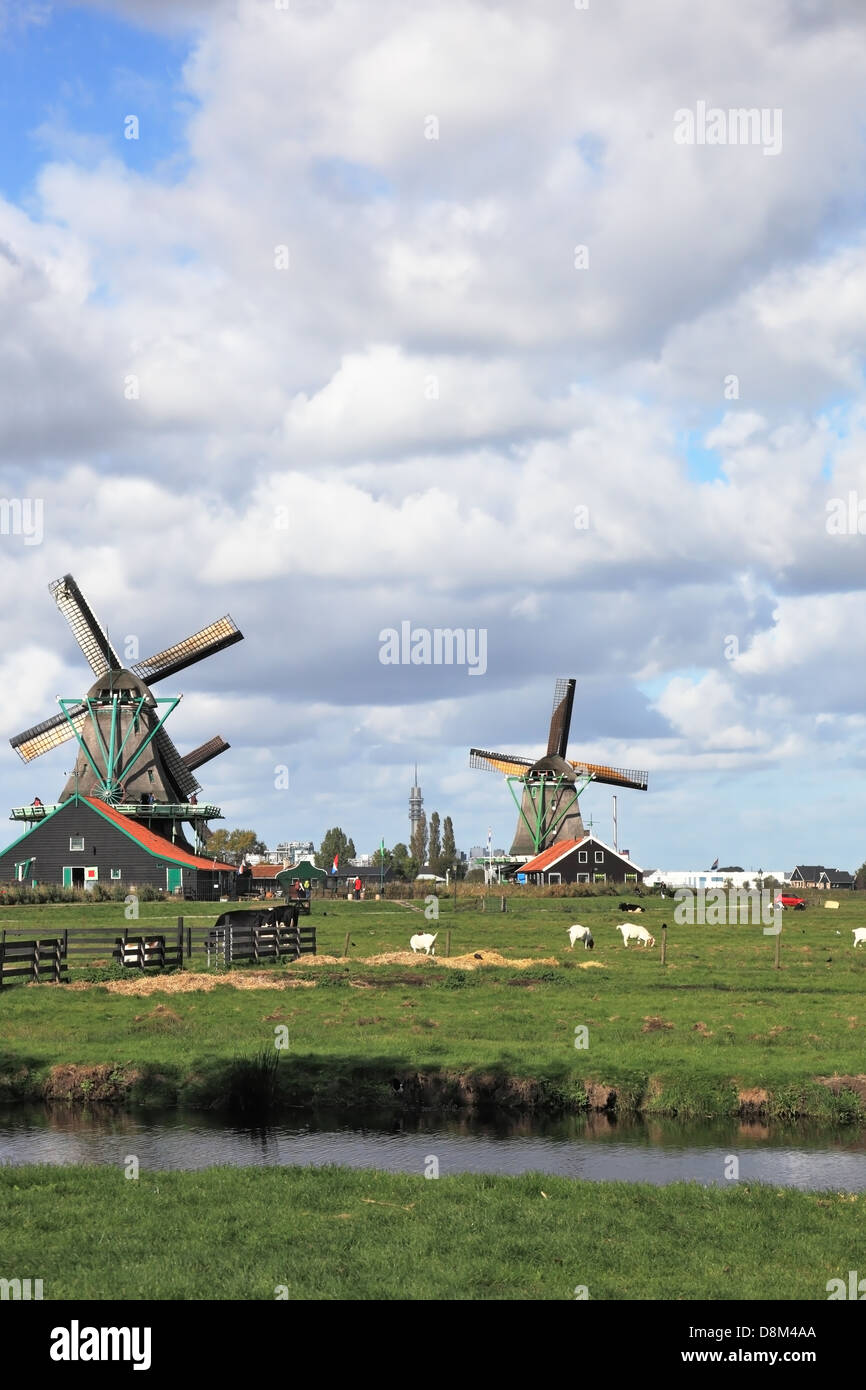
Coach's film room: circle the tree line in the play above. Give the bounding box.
[319,812,459,881]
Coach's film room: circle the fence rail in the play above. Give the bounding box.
[0,933,67,987]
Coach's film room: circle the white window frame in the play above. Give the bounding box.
[594,850,604,864]
[577,873,590,883]
[594,872,606,883]
[111,869,122,880]
[69,835,84,853]
[578,850,588,863]
[547,872,562,885]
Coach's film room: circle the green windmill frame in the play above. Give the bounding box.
[58,692,181,805]
[505,770,595,857]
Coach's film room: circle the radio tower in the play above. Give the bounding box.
[409,764,423,836]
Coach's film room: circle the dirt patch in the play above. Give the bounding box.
[67,972,316,995]
[737,1087,769,1114]
[816,1074,866,1105]
[692,1022,714,1036]
[43,1064,138,1104]
[585,1083,617,1111]
[642,1016,674,1032]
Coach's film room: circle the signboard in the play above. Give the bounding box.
[516,873,527,884]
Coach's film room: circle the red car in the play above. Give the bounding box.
[775,895,806,910]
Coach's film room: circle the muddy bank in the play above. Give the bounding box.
[1,1057,864,1123]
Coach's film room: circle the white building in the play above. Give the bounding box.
[264,840,315,866]
[643,869,788,891]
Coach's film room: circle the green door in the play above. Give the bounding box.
[62,867,73,888]
[166,866,182,893]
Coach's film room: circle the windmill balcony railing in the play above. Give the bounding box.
[10,801,222,822]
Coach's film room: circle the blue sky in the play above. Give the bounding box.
[0,4,192,203]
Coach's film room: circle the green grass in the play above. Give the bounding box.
[1,893,865,1117]
[1,1163,864,1300]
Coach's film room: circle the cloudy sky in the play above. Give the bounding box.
[2,0,866,871]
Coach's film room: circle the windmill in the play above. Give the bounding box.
[470,677,648,858]
[9,574,243,848]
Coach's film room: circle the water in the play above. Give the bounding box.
[2,1105,866,1189]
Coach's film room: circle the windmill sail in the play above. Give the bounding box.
[49,574,120,677]
[546,677,576,759]
[10,706,87,762]
[183,736,230,772]
[133,618,243,685]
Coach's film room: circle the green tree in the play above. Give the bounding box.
[319,827,356,871]
[207,828,266,865]
[855,862,866,890]
[442,816,456,873]
[390,842,411,880]
[428,812,442,876]
[410,811,428,875]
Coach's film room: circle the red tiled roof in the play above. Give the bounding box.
[83,797,235,872]
[521,839,582,872]
[251,863,282,878]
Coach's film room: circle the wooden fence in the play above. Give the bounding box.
[204,919,316,966]
[0,933,67,988]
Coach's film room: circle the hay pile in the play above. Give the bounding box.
[68,971,316,995]
[297,950,559,971]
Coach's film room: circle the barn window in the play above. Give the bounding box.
[577,873,590,883]
[111,869,122,880]
[625,873,637,882]
[578,850,588,863]
[69,835,84,852]
[594,873,606,883]
[547,873,562,885]
[594,850,604,863]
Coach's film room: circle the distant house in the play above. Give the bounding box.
[789,865,824,889]
[789,865,854,891]
[818,868,855,890]
[520,835,642,886]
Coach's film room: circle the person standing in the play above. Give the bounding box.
[353,875,362,901]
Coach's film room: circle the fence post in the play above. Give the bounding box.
[187,924,192,960]
[343,932,351,958]
[774,930,782,970]
[0,928,5,990]
[500,894,506,913]
[445,929,452,958]
[177,916,184,969]
[481,896,486,913]
[33,936,40,985]
[660,923,667,966]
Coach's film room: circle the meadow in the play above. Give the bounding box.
[1,1162,864,1300]
[1,890,865,1118]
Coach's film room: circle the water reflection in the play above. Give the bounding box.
[1,1104,865,1189]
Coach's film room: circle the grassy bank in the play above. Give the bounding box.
[1,1163,863,1300]
[1,895,865,1119]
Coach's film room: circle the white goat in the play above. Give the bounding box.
[567,924,594,950]
[852,928,866,948]
[410,931,437,956]
[617,923,655,948]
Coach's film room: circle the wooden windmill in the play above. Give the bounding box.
[9,574,242,846]
[470,678,647,858]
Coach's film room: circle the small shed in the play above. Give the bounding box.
[275,859,327,893]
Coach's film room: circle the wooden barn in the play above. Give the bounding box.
[519,834,643,886]
[0,794,236,899]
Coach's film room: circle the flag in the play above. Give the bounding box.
[710,857,719,870]
[331,854,339,876]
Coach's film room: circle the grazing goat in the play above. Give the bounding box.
[852,928,866,948]
[619,902,644,913]
[567,924,594,950]
[617,923,655,948]
[410,931,437,956]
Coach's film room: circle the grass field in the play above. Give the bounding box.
[1,1162,864,1300]
[1,892,865,1117]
